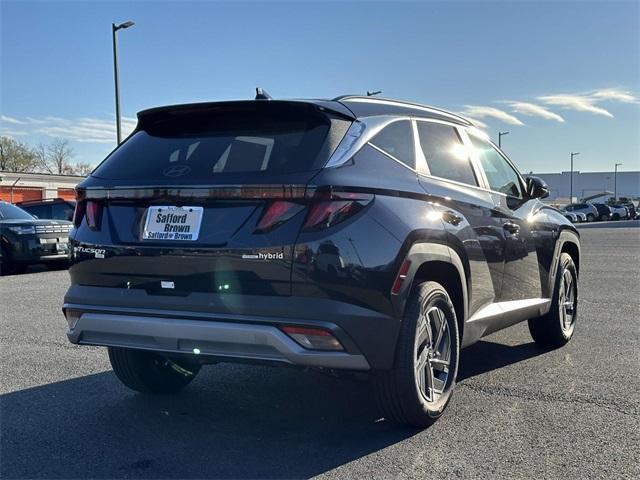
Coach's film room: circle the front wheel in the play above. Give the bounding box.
[108,347,201,394]
[528,253,578,348]
[372,281,460,427]
[586,213,595,222]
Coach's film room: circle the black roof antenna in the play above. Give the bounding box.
[366,90,382,96]
[255,88,272,100]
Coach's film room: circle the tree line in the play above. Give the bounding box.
[0,136,93,176]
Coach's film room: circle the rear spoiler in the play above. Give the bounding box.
[136,99,357,132]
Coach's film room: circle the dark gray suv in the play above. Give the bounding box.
[64,96,580,427]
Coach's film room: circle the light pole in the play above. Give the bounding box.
[614,163,623,202]
[498,131,509,148]
[112,20,135,144]
[569,152,579,203]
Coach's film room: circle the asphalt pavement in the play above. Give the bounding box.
[1,228,638,479]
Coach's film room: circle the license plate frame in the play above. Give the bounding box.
[143,206,203,241]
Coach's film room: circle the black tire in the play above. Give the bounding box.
[528,253,578,348]
[372,281,460,427]
[612,213,620,221]
[0,247,26,275]
[108,347,201,394]
[586,213,595,222]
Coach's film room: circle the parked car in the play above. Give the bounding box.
[574,212,587,223]
[591,203,613,221]
[616,202,637,219]
[17,197,76,221]
[63,95,580,427]
[563,203,598,222]
[562,211,579,223]
[0,201,72,274]
[609,204,629,220]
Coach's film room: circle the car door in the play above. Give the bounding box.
[415,120,507,315]
[466,132,544,302]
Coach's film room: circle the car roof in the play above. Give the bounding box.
[137,96,474,128]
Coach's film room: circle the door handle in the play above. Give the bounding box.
[503,222,520,234]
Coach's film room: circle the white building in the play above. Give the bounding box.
[0,171,83,203]
[532,170,639,203]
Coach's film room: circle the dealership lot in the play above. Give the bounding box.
[1,228,638,479]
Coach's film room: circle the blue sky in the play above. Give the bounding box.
[1,0,638,173]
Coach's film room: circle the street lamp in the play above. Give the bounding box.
[112,20,135,144]
[498,131,509,148]
[569,152,580,203]
[614,163,623,202]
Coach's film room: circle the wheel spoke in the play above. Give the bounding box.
[430,308,447,354]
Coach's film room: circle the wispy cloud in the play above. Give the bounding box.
[537,88,638,118]
[508,102,565,122]
[538,94,614,118]
[460,106,524,126]
[0,115,137,143]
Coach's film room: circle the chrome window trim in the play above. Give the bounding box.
[324,115,409,168]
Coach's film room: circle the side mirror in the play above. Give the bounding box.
[526,176,549,199]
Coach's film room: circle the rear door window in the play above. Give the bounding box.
[416,121,478,186]
[369,120,415,169]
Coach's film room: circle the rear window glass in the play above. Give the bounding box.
[370,120,415,168]
[0,203,34,220]
[92,103,349,180]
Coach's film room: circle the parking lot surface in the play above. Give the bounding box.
[1,228,638,479]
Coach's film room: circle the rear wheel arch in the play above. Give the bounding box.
[395,243,468,342]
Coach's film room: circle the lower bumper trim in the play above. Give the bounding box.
[68,312,370,371]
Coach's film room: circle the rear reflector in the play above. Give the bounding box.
[391,260,411,295]
[280,326,343,351]
[63,309,83,330]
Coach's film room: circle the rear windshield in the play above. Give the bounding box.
[92,102,350,181]
[0,203,34,220]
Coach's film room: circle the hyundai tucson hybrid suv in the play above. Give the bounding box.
[63,96,580,427]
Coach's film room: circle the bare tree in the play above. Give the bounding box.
[72,162,94,176]
[46,138,75,174]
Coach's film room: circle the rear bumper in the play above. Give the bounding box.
[63,285,401,370]
[67,312,369,370]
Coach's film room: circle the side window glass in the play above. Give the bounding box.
[469,135,523,198]
[417,122,478,186]
[369,120,415,169]
[52,202,74,221]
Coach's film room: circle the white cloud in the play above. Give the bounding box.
[461,106,524,126]
[1,115,26,125]
[508,102,565,122]
[0,115,138,144]
[538,94,614,118]
[590,88,638,103]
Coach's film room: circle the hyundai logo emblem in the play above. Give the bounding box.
[163,164,192,177]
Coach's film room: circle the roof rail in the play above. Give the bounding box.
[332,95,472,125]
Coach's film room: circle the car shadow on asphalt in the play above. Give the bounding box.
[1,339,547,479]
[459,339,548,381]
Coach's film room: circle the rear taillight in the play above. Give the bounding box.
[85,201,102,230]
[302,192,373,232]
[255,201,305,233]
[72,191,86,228]
[280,325,343,351]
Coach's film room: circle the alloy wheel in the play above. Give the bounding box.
[559,268,576,334]
[415,305,452,403]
